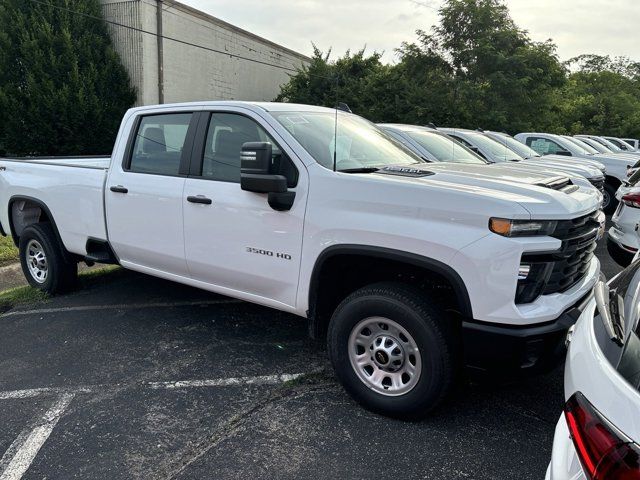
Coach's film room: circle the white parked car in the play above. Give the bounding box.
[609,169,640,266]
[605,136,640,154]
[623,138,640,151]
[516,132,635,212]
[0,101,605,418]
[578,135,640,158]
[546,258,640,480]
[379,125,606,195]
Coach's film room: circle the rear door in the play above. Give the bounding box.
[182,108,307,308]
[105,109,199,276]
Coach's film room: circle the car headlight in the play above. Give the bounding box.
[489,218,557,237]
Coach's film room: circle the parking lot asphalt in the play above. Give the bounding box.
[0,233,623,480]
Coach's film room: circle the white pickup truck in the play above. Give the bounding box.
[0,102,604,418]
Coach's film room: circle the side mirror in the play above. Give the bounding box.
[240,141,296,211]
[240,142,287,194]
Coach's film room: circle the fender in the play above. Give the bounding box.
[8,195,71,259]
[307,244,473,337]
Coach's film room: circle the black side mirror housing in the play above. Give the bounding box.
[240,142,287,194]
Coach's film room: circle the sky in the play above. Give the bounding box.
[177,0,640,64]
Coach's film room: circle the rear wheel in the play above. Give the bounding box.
[602,182,617,214]
[19,223,78,294]
[327,282,455,419]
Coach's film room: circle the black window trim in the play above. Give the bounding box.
[122,111,200,178]
[188,110,299,187]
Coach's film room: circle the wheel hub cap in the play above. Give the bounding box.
[348,317,422,397]
[26,239,48,284]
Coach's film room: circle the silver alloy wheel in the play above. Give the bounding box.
[26,239,48,284]
[348,317,422,396]
[602,189,610,210]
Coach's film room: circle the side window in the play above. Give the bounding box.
[129,113,192,175]
[201,113,298,186]
[526,137,568,156]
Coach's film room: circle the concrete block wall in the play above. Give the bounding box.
[101,0,310,106]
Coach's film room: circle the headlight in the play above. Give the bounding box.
[489,218,557,237]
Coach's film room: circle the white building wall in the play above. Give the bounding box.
[101,0,309,106]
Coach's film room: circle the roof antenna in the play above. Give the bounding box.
[426,122,437,129]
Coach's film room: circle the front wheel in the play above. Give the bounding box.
[19,223,78,294]
[327,282,455,419]
[602,182,618,214]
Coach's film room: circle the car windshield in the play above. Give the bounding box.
[467,133,523,161]
[578,137,611,154]
[598,259,640,391]
[404,130,486,164]
[272,111,423,172]
[488,134,540,159]
[594,137,623,152]
[564,136,597,155]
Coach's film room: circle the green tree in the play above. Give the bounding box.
[0,0,136,155]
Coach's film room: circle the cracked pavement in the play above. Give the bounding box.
[0,234,623,479]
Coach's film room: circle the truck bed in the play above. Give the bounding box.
[0,156,110,256]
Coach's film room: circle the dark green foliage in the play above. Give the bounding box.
[276,0,639,138]
[0,0,136,156]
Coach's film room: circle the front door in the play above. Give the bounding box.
[182,109,307,308]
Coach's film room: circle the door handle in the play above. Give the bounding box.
[187,195,212,205]
[110,185,128,194]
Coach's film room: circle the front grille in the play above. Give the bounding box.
[589,176,605,192]
[516,211,600,303]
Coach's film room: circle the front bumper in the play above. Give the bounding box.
[461,289,593,376]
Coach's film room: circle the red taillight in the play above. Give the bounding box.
[622,193,640,209]
[565,392,640,479]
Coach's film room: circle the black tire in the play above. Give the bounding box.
[602,182,618,214]
[607,236,635,268]
[19,223,78,294]
[327,282,455,419]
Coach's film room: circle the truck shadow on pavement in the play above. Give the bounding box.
[0,268,566,479]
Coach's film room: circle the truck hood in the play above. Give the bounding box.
[519,158,602,179]
[540,154,606,172]
[371,163,602,219]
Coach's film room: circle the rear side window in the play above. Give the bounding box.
[526,137,569,156]
[201,113,298,186]
[129,113,192,175]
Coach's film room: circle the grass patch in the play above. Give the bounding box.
[0,235,18,266]
[0,265,124,313]
[0,286,48,312]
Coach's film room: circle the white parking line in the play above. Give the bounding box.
[0,393,75,480]
[147,373,306,390]
[0,299,242,318]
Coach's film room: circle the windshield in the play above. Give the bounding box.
[597,259,640,391]
[564,136,597,155]
[465,133,523,161]
[593,136,623,152]
[405,130,486,164]
[487,133,539,159]
[272,112,423,172]
[578,137,611,154]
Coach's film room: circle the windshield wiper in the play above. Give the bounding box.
[338,167,380,173]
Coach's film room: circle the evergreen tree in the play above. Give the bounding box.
[0,0,136,155]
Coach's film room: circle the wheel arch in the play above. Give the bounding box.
[307,244,473,339]
[8,195,67,254]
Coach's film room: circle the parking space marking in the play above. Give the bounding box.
[0,393,75,480]
[147,373,306,390]
[0,299,243,318]
[0,372,314,401]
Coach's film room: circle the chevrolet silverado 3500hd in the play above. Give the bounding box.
[0,102,604,418]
